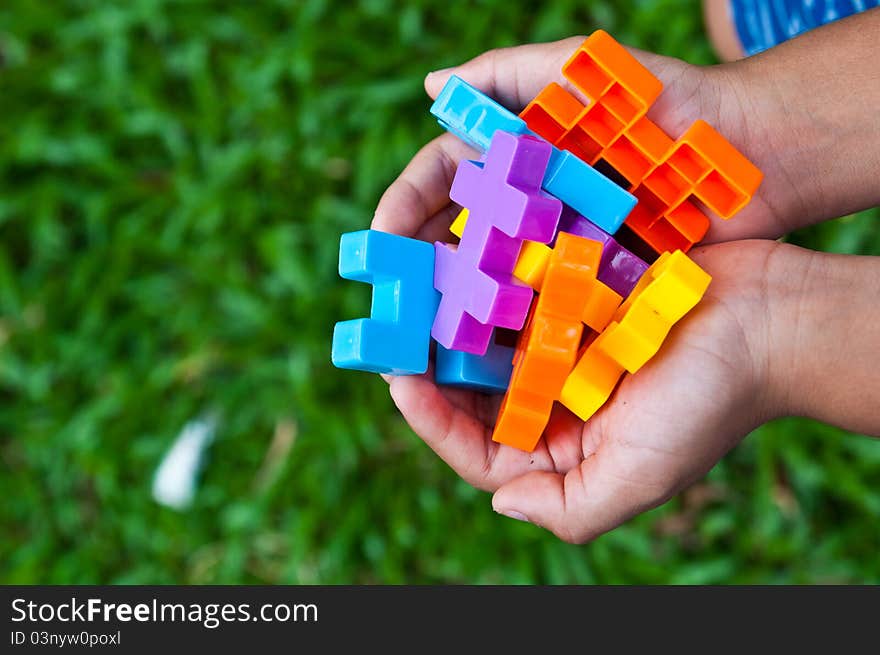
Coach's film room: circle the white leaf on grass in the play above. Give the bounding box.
[152,415,217,510]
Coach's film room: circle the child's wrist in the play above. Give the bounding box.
[763,248,880,434]
[760,243,818,420]
[710,59,815,237]
[690,241,799,424]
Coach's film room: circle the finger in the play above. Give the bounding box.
[541,404,588,473]
[371,133,475,238]
[414,203,461,245]
[424,37,587,110]
[491,445,673,544]
[389,374,498,490]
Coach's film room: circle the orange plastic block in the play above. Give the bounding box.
[559,250,711,421]
[492,233,621,452]
[520,30,762,254]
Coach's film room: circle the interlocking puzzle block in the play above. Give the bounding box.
[542,146,636,233]
[520,30,762,254]
[512,240,554,291]
[449,208,469,238]
[435,338,515,393]
[432,131,562,355]
[431,75,636,233]
[332,230,440,375]
[450,208,554,291]
[559,250,711,420]
[450,206,647,298]
[493,232,619,452]
[430,74,532,151]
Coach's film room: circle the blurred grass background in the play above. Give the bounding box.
[1,0,878,584]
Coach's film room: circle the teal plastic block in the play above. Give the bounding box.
[434,340,514,394]
[430,75,533,151]
[332,230,439,375]
[543,149,637,234]
[430,76,636,234]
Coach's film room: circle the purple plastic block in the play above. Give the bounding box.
[557,207,648,297]
[432,131,562,354]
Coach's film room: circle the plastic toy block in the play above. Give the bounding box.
[580,279,623,333]
[602,249,711,373]
[520,30,762,254]
[432,75,636,235]
[449,208,468,238]
[559,250,711,420]
[564,31,663,119]
[332,230,440,375]
[513,240,553,290]
[430,75,532,152]
[557,207,648,297]
[492,233,610,452]
[432,131,562,355]
[542,147,636,233]
[450,208,552,290]
[491,311,569,452]
[558,331,626,422]
[672,120,763,218]
[434,338,514,394]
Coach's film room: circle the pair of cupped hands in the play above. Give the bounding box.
[370,38,814,543]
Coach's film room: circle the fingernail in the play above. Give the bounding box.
[496,509,531,523]
[426,67,453,80]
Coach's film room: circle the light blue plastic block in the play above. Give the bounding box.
[430,75,533,151]
[431,76,636,234]
[332,230,440,375]
[543,148,637,234]
[434,340,514,394]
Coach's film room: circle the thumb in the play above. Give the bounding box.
[423,36,587,111]
[491,453,671,544]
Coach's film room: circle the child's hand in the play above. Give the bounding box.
[390,240,785,543]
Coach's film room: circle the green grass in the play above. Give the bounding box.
[1,0,878,584]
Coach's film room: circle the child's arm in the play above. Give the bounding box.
[718,7,880,240]
[372,8,880,245]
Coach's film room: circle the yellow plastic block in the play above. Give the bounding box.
[605,250,711,373]
[449,208,468,238]
[513,241,552,290]
[559,250,711,421]
[559,333,625,422]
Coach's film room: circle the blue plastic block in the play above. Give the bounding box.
[543,148,637,234]
[431,76,636,234]
[430,75,533,151]
[434,340,514,394]
[332,230,440,375]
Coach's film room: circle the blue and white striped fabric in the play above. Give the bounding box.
[731,0,880,55]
